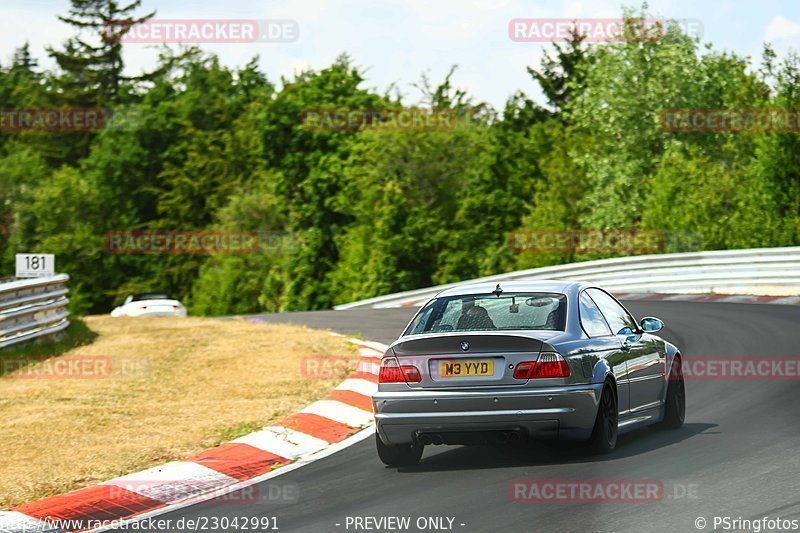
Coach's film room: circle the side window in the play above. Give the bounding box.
[586,289,637,335]
[579,292,613,337]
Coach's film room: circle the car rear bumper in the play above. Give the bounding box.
[374,383,603,445]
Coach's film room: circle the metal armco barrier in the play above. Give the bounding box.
[0,274,70,348]
[335,247,800,309]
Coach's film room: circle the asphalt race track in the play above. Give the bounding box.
[138,301,800,533]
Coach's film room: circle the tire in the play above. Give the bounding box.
[661,356,686,429]
[375,433,423,467]
[588,381,618,454]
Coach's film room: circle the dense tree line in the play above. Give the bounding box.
[0,3,798,315]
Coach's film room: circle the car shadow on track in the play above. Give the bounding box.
[394,423,717,473]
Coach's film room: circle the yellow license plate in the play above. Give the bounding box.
[440,359,494,378]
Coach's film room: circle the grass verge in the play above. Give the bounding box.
[0,316,356,508]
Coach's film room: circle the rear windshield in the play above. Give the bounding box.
[131,293,171,301]
[404,292,567,335]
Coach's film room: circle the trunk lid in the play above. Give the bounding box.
[390,331,560,389]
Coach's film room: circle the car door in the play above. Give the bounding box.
[586,289,663,413]
[578,291,630,416]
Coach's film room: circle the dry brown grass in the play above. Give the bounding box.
[0,316,356,508]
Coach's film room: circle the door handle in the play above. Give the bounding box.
[621,334,637,352]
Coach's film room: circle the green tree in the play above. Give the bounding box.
[258,54,391,310]
[47,0,155,105]
[568,10,762,229]
[527,28,592,112]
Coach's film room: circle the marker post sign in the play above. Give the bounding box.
[15,254,55,278]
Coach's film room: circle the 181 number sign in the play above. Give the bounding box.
[15,254,55,278]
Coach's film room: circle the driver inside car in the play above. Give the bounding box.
[457,299,496,330]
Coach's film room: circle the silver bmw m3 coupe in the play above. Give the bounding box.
[374,280,685,466]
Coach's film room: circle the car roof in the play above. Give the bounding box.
[434,279,586,298]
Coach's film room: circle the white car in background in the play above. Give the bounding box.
[111,293,187,317]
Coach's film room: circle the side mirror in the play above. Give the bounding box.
[640,317,664,333]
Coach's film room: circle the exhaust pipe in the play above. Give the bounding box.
[419,434,432,445]
[431,434,444,445]
[508,431,521,443]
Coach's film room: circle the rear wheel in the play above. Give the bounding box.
[661,356,686,429]
[375,433,423,467]
[588,381,618,454]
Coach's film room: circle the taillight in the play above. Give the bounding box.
[513,361,535,379]
[401,365,421,382]
[513,352,570,379]
[532,352,571,378]
[379,357,421,383]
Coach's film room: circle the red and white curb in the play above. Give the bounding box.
[0,335,388,533]
[396,292,800,308]
[613,292,800,305]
